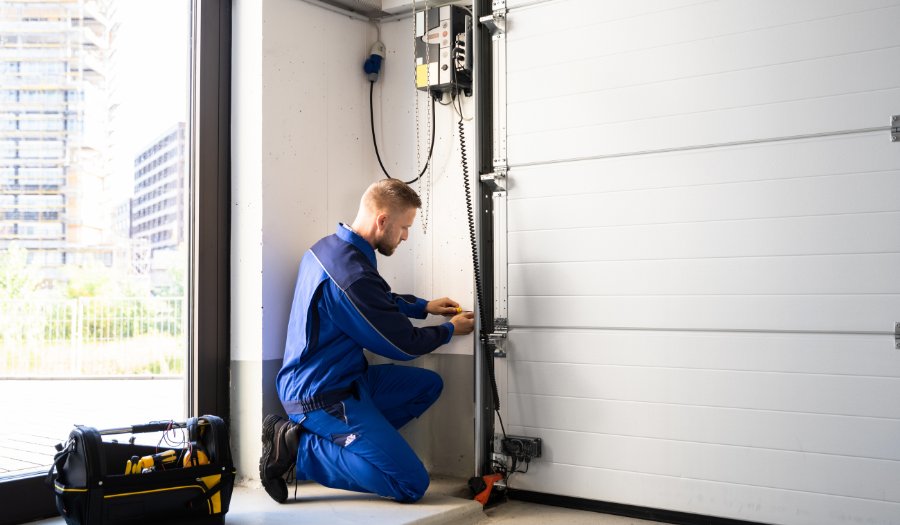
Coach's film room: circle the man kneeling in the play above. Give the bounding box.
[260,179,475,503]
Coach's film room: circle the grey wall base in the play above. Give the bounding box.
[230,358,287,487]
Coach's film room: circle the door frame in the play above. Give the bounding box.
[0,2,232,523]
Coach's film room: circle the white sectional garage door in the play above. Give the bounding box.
[495,1,900,524]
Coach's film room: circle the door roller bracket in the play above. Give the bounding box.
[892,115,900,142]
[480,171,506,192]
[487,318,508,358]
[479,0,506,36]
[895,322,900,349]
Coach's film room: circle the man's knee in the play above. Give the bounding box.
[420,368,443,403]
[401,466,431,502]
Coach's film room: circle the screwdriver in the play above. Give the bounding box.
[124,449,177,474]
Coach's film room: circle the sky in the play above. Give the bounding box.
[107,0,190,202]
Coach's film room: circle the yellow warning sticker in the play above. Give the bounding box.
[416,64,429,88]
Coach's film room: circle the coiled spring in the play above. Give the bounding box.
[459,117,501,413]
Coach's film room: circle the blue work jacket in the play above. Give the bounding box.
[277,223,454,413]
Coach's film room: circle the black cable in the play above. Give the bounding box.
[458,101,505,441]
[370,81,436,185]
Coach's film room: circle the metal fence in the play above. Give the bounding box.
[0,297,185,376]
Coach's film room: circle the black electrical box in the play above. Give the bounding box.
[494,434,542,461]
[415,5,472,97]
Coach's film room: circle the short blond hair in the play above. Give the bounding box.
[363,178,422,214]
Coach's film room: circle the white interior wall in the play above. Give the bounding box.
[372,12,478,478]
[231,0,477,485]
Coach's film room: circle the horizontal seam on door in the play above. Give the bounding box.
[508,424,900,463]
[506,168,900,202]
[507,209,900,233]
[503,392,900,421]
[506,361,900,380]
[520,459,900,505]
[507,126,893,169]
[505,326,895,336]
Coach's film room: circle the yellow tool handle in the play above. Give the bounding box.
[131,449,178,472]
[124,455,141,475]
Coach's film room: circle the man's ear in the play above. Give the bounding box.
[375,213,388,232]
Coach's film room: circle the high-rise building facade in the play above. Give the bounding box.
[112,197,130,238]
[132,122,185,255]
[0,0,119,276]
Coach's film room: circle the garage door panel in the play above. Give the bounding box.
[509,6,900,105]
[509,295,900,333]
[506,0,711,42]
[508,394,900,461]
[507,330,900,377]
[507,361,900,418]
[507,426,900,503]
[499,0,900,521]
[509,212,900,264]
[508,462,900,525]
[509,47,900,138]
[505,0,711,23]
[508,87,900,166]
[507,0,900,72]
[508,171,900,232]
[507,132,896,201]
[509,254,900,296]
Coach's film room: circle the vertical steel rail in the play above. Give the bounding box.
[473,0,495,478]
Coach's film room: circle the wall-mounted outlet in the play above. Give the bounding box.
[493,434,542,461]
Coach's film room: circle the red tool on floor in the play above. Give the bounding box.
[471,473,504,506]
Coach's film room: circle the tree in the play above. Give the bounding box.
[0,243,43,300]
[62,259,118,299]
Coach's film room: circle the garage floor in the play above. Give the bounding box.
[32,474,665,525]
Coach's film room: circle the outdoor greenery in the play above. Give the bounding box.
[0,243,187,375]
[0,244,44,300]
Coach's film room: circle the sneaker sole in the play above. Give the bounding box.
[260,414,288,503]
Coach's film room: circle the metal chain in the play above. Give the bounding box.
[413,0,421,209]
[423,11,432,235]
[419,0,431,234]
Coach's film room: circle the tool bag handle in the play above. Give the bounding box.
[186,470,234,508]
[44,441,73,491]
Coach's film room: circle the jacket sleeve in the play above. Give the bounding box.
[326,277,453,361]
[391,293,429,319]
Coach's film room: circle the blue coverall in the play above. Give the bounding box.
[276,223,455,502]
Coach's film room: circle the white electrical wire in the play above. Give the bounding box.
[368,19,381,41]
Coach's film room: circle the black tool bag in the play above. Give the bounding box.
[46,416,236,525]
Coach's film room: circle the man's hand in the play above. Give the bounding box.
[426,297,461,317]
[449,311,475,336]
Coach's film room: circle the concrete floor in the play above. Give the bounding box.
[33,476,483,525]
[31,474,666,525]
[29,471,668,525]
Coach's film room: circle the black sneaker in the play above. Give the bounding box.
[260,414,301,503]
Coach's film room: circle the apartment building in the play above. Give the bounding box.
[0,0,119,274]
[131,122,185,255]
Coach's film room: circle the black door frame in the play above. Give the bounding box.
[0,2,232,523]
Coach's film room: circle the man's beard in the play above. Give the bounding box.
[375,229,399,256]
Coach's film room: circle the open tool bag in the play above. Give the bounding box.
[45,416,235,525]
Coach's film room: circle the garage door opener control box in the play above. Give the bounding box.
[46,416,235,525]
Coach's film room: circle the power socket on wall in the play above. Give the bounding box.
[493,434,542,462]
